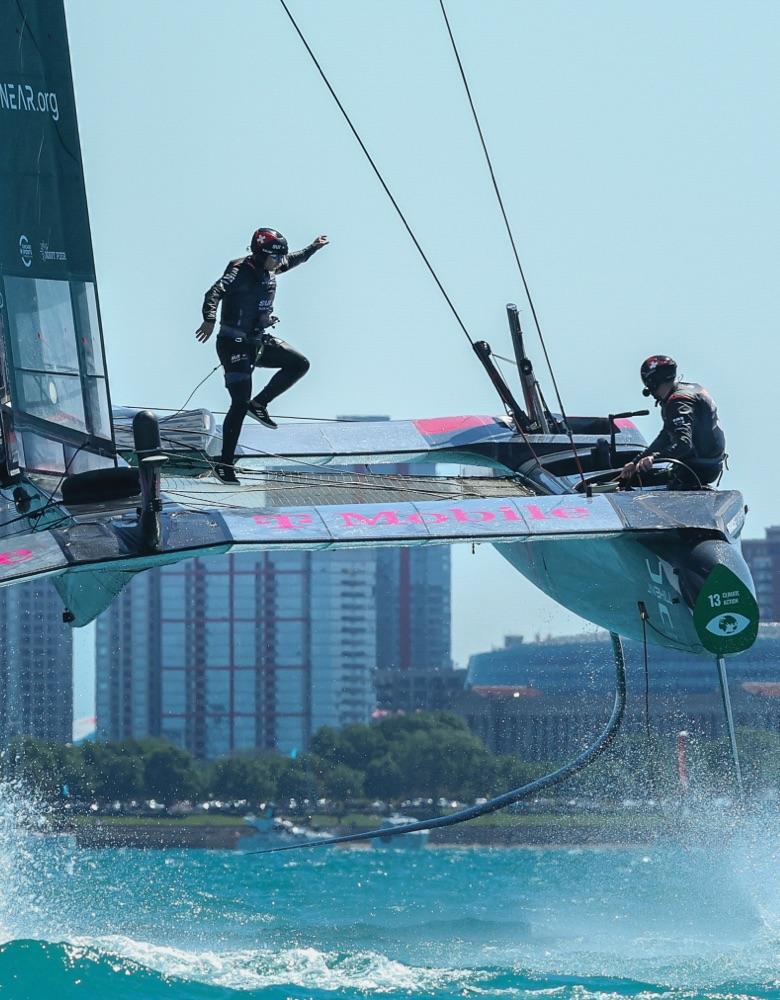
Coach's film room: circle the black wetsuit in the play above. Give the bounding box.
[639,381,726,485]
[202,246,319,463]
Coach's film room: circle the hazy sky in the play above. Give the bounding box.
[63,0,780,715]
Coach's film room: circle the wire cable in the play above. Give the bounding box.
[279,0,476,352]
[246,632,626,856]
[172,365,221,417]
[438,0,587,489]
[0,440,91,534]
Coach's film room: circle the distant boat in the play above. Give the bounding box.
[241,810,333,849]
[372,815,429,850]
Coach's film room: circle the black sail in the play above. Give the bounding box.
[0,0,114,480]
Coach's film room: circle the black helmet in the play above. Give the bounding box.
[250,228,288,257]
[640,355,677,396]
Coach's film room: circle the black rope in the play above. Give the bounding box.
[438,0,587,489]
[638,601,658,795]
[246,632,626,856]
[278,0,476,352]
[172,365,220,417]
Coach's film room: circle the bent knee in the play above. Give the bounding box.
[291,355,310,375]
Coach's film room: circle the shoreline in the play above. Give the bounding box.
[65,814,668,850]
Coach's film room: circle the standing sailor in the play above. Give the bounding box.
[195,228,328,483]
[620,355,726,488]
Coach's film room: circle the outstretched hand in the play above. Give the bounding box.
[195,320,215,343]
[311,234,329,249]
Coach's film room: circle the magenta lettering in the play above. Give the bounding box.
[498,505,522,521]
[552,507,588,519]
[0,548,33,566]
[253,513,313,530]
[451,508,496,523]
[340,511,401,527]
[406,511,449,525]
[523,504,589,521]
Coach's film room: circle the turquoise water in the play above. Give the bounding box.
[0,794,779,998]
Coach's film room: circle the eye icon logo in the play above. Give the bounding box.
[19,235,32,268]
[705,612,750,637]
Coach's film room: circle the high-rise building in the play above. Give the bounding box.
[310,549,378,734]
[96,547,379,758]
[742,527,780,622]
[365,454,451,674]
[376,546,451,671]
[0,580,73,745]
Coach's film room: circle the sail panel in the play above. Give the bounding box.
[0,0,114,478]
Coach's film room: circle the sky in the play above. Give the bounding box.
[62,0,780,716]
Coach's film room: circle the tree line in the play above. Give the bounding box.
[3,711,778,808]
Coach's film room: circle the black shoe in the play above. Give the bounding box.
[215,462,240,485]
[247,401,278,429]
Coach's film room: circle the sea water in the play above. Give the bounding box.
[0,790,778,999]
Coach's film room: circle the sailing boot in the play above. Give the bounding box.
[214,462,240,485]
[247,400,278,429]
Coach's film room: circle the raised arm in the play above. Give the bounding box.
[279,234,329,272]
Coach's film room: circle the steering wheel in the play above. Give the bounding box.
[573,470,623,494]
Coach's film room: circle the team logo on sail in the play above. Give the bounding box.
[18,235,32,267]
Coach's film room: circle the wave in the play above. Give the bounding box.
[0,938,778,1000]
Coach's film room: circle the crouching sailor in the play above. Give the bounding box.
[195,227,328,484]
[620,355,726,489]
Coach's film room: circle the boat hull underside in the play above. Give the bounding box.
[495,532,753,655]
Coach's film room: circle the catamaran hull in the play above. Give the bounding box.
[495,531,755,655]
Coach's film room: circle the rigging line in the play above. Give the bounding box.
[489,355,545,471]
[639,602,659,795]
[118,407,371,422]
[127,368,222,427]
[19,440,91,526]
[643,615,691,653]
[0,503,69,534]
[438,0,587,490]
[246,633,627,856]
[172,365,221,417]
[278,0,476,352]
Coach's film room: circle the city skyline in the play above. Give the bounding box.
[95,533,452,757]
